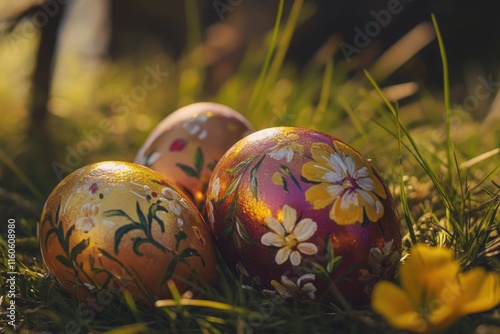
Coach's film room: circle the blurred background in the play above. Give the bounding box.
[1,0,499,225]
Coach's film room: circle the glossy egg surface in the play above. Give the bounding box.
[206,127,401,304]
[39,161,217,304]
[135,102,253,209]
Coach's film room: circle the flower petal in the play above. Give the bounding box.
[210,177,221,199]
[302,282,317,300]
[289,250,302,266]
[334,141,368,170]
[330,153,349,175]
[340,191,358,209]
[358,190,384,222]
[169,139,187,152]
[356,176,374,191]
[276,247,292,265]
[302,161,331,183]
[324,171,344,183]
[293,218,317,241]
[162,187,179,200]
[367,247,384,270]
[305,184,335,210]
[353,166,369,179]
[372,281,427,333]
[343,155,356,176]
[356,189,376,206]
[264,217,285,235]
[81,203,91,214]
[331,197,363,225]
[383,239,394,256]
[272,172,285,186]
[310,142,335,166]
[400,244,460,307]
[282,205,297,233]
[169,201,182,215]
[261,232,285,247]
[271,280,292,297]
[286,148,294,163]
[198,129,208,140]
[269,148,287,161]
[280,275,297,290]
[297,242,318,255]
[456,268,500,316]
[370,171,387,199]
[326,184,345,198]
[297,273,316,285]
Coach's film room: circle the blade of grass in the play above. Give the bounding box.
[265,0,303,91]
[469,163,500,192]
[364,69,463,237]
[185,0,202,50]
[0,149,43,201]
[460,148,500,170]
[313,57,334,126]
[431,14,453,184]
[156,298,248,315]
[338,97,367,137]
[248,0,284,113]
[122,290,141,322]
[181,0,204,102]
[396,106,417,244]
[249,0,303,120]
[370,22,435,81]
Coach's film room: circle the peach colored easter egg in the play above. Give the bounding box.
[39,161,217,305]
[206,127,401,304]
[135,102,253,210]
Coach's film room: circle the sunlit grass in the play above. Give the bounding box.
[0,1,499,333]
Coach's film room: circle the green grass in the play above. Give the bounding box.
[1,2,499,333]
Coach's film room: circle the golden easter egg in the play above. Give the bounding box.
[206,127,402,304]
[134,102,253,210]
[39,161,217,305]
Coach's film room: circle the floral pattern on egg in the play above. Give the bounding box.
[134,102,253,211]
[206,127,402,304]
[39,161,217,305]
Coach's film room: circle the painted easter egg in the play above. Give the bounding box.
[39,161,217,304]
[206,127,402,304]
[134,102,253,210]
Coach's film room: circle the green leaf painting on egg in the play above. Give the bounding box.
[103,186,208,288]
[213,153,266,252]
[42,203,90,275]
[175,146,204,179]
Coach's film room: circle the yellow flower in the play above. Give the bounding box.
[302,142,386,225]
[261,204,318,266]
[268,133,304,163]
[372,244,500,334]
